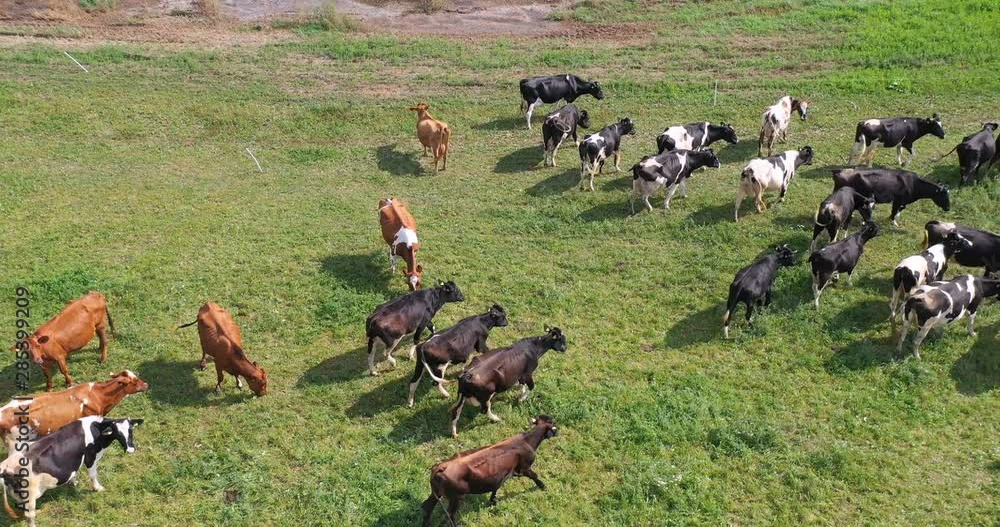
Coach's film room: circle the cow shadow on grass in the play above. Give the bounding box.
[526,168,577,196]
[823,299,888,334]
[951,323,999,395]
[472,115,523,132]
[825,332,896,373]
[136,359,245,407]
[495,146,543,174]
[0,346,118,400]
[663,305,723,347]
[688,201,736,224]
[579,197,631,222]
[373,487,539,527]
[346,368,414,418]
[320,252,390,296]
[376,144,425,177]
[297,346,369,387]
[716,141,758,165]
[924,163,958,187]
[600,173,632,191]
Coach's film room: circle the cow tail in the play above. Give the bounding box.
[177,319,198,329]
[105,307,116,337]
[932,144,958,162]
[892,266,910,294]
[442,126,451,154]
[422,358,451,385]
[1,473,19,520]
[853,122,865,143]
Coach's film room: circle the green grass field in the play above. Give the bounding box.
[0,0,998,525]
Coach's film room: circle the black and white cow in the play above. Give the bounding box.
[629,149,721,214]
[810,187,876,251]
[734,146,814,221]
[890,232,973,322]
[407,304,508,407]
[1,416,142,527]
[898,274,1000,359]
[365,280,465,376]
[848,114,945,166]
[722,245,797,338]
[578,118,635,191]
[831,167,950,226]
[924,221,1000,275]
[541,104,591,167]
[656,122,738,154]
[519,75,605,129]
[936,122,998,186]
[758,96,809,156]
[808,222,880,308]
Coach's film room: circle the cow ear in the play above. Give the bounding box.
[544,324,551,332]
[133,419,144,426]
[416,265,423,273]
[37,335,49,344]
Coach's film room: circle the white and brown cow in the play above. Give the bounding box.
[378,198,423,291]
[758,96,808,156]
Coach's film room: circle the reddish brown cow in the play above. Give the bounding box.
[379,198,423,291]
[0,370,148,451]
[178,302,268,396]
[12,291,114,391]
[421,415,558,527]
[410,102,451,173]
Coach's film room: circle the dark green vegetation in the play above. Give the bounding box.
[0,0,997,525]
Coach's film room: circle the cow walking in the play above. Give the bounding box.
[848,114,945,166]
[722,245,797,338]
[542,104,590,167]
[519,74,605,129]
[178,302,268,396]
[924,221,1000,275]
[410,102,451,173]
[831,167,950,226]
[758,96,808,156]
[735,146,814,221]
[378,198,423,291]
[578,118,635,191]
[898,275,1000,359]
[890,232,972,322]
[936,122,998,186]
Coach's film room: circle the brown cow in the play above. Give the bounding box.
[421,415,558,527]
[379,197,423,291]
[0,370,148,451]
[178,302,267,396]
[410,102,451,173]
[12,291,113,391]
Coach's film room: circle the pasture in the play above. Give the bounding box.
[0,0,998,525]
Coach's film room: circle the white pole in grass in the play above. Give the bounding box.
[713,80,718,106]
[63,51,88,72]
[245,147,263,173]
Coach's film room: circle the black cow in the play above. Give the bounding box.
[542,104,591,167]
[722,245,797,338]
[831,167,949,226]
[365,280,465,376]
[924,221,1000,274]
[407,304,509,407]
[1,416,143,527]
[656,122,738,154]
[936,122,998,186]
[810,187,876,251]
[449,326,566,438]
[808,222,880,308]
[519,75,605,129]
[849,114,945,166]
[578,117,635,191]
[630,149,721,214]
[898,274,1000,359]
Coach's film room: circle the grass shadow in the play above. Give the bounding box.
[951,323,999,395]
[136,359,245,407]
[924,162,958,187]
[688,201,736,224]
[825,336,896,373]
[297,346,369,387]
[578,199,628,222]
[664,304,723,347]
[823,298,888,333]
[472,115,523,132]
[495,146,543,174]
[376,144,425,176]
[716,140,758,166]
[526,168,577,197]
[601,173,632,191]
[320,251,390,295]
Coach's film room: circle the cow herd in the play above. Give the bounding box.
[3,71,998,527]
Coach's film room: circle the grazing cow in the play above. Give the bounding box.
[365,281,465,376]
[177,302,268,396]
[578,118,636,191]
[898,275,1000,359]
[409,102,451,173]
[890,232,973,322]
[519,74,605,129]
[407,304,508,407]
[378,198,423,291]
[810,187,875,251]
[421,415,558,527]
[629,149,721,214]
[848,114,945,166]
[656,121,738,154]
[0,371,148,452]
[12,292,113,391]
[758,95,809,156]
[1,416,143,527]
[924,221,1000,274]
[541,104,590,167]
[831,167,950,226]
[734,146,814,221]
[936,122,998,186]
[449,326,565,438]
[808,223,880,308]
[722,245,797,338]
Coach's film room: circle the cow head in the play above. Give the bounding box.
[859,222,881,242]
[530,415,559,439]
[791,99,809,120]
[774,244,797,267]
[110,370,150,394]
[248,363,268,396]
[857,194,876,224]
[409,102,430,115]
[378,197,392,210]
[578,110,591,129]
[587,81,606,100]
[720,122,739,144]
[406,264,424,291]
[542,325,567,352]
[798,146,815,165]
[99,418,143,454]
[931,184,950,211]
[618,117,636,136]
[13,334,50,365]
[436,280,465,303]
[487,304,509,328]
[924,114,945,139]
[983,122,999,133]
[943,232,973,254]
[699,148,722,169]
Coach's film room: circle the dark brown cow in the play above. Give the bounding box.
[421,415,558,527]
[13,292,113,391]
[178,302,267,396]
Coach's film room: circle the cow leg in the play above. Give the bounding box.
[849,139,865,164]
[642,194,653,213]
[488,489,499,506]
[449,396,466,438]
[734,192,744,221]
[896,314,911,354]
[518,383,530,402]
[420,493,439,527]
[436,362,451,397]
[810,225,823,251]
[525,100,542,129]
[896,145,904,165]
[755,188,766,212]
[96,325,109,364]
[664,184,680,209]
[613,150,622,172]
[813,272,832,309]
[579,161,588,190]
[967,311,977,337]
[485,394,502,422]
[903,145,915,166]
[588,171,596,192]
[890,203,902,227]
[745,302,755,326]
[757,128,765,157]
[42,362,54,391]
[779,183,788,203]
[88,461,105,492]
[407,358,424,408]
[198,351,207,371]
[679,179,688,198]
[910,323,933,360]
[56,358,73,387]
[889,287,902,322]
[214,364,225,393]
[522,468,546,490]
[25,492,38,527]
[233,374,243,390]
[409,327,427,361]
[384,337,402,368]
[446,496,463,527]
[367,337,382,376]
